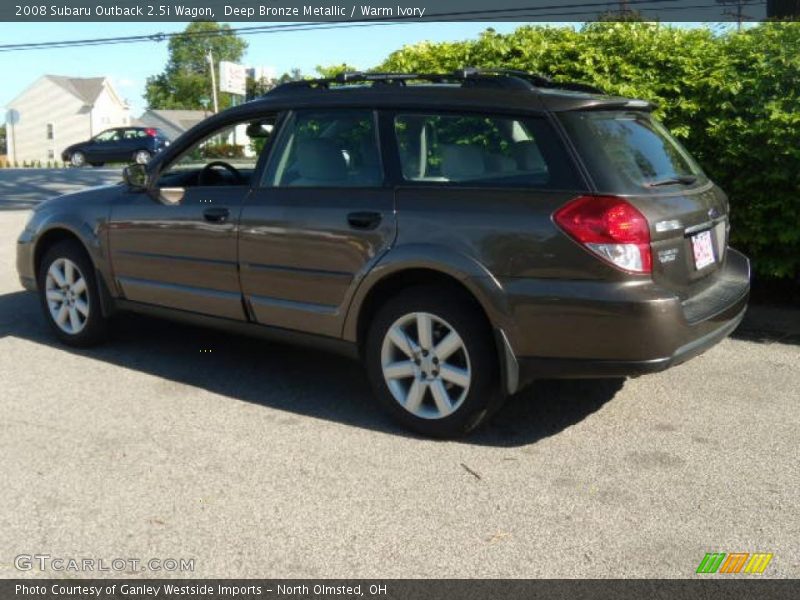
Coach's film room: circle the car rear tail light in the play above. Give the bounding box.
[554,195,652,273]
[145,128,157,137]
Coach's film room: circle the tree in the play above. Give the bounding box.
[245,69,305,100]
[280,68,305,83]
[145,21,247,111]
[315,63,359,78]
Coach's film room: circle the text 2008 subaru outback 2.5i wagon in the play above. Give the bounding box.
[17,70,750,437]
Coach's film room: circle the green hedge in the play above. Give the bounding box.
[363,23,800,280]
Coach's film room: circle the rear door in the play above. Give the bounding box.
[85,128,122,162]
[238,108,395,338]
[559,110,728,298]
[119,128,148,161]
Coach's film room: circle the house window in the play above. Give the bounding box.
[46,123,54,140]
[47,150,55,159]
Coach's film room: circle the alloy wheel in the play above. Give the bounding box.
[134,150,150,165]
[44,257,90,335]
[380,312,472,420]
[71,152,85,167]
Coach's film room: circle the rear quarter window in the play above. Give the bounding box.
[560,111,706,193]
[392,112,581,190]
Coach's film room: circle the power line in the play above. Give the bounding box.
[0,0,742,52]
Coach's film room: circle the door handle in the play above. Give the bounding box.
[203,207,230,223]
[347,211,382,230]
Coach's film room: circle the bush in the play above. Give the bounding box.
[695,25,800,279]
[200,143,245,159]
[375,22,800,280]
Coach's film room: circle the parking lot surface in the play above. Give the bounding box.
[0,173,798,578]
[0,168,122,210]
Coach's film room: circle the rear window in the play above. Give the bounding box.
[123,129,148,139]
[560,111,705,192]
[393,112,580,189]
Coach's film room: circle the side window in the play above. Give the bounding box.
[123,129,147,140]
[393,112,577,189]
[156,116,276,188]
[264,110,382,188]
[93,129,120,143]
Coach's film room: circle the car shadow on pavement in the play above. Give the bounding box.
[0,289,623,447]
[731,304,800,346]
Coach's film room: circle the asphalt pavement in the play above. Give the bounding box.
[0,172,797,578]
[0,167,122,210]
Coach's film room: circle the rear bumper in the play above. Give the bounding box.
[516,304,745,381]
[500,248,750,388]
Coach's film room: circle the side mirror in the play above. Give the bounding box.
[123,164,148,190]
[246,121,274,138]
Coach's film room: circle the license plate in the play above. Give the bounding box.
[691,230,715,270]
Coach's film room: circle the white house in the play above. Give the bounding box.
[5,75,130,164]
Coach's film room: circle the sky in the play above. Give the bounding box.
[0,21,726,117]
[0,21,535,116]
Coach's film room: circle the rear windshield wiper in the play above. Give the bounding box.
[644,175,698,188]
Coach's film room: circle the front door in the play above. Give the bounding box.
[108,118,270,320]
[239,109,395,338]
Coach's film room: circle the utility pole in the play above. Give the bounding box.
[735,0,744,31]
[5,109,19,164]
[716,0,760,31]
[207,50,219,114]
[10,121,16,165]
[735,0,743,31]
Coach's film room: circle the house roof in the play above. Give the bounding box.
[45,75,107,105]
[137,109,207,132]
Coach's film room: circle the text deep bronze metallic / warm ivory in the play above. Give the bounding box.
[16,70,750,437]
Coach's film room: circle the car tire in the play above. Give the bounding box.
[365,285,504,438]
[37,240,109,347]
[133,150,151,165]
[70,151,86,168]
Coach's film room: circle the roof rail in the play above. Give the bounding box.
[266,68,604,96]
[458,68,605,94]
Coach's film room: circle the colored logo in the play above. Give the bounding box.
[696,552,773,574]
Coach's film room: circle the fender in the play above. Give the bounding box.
[342,243,514,343]
[342,244,522,394]
[30,203,117,315]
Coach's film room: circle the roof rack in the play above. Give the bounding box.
[457,68,605,94]
[267,68,605,96]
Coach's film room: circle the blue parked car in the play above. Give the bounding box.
[61,126,170,167]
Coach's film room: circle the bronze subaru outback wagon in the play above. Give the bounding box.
[16,70,750,437]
